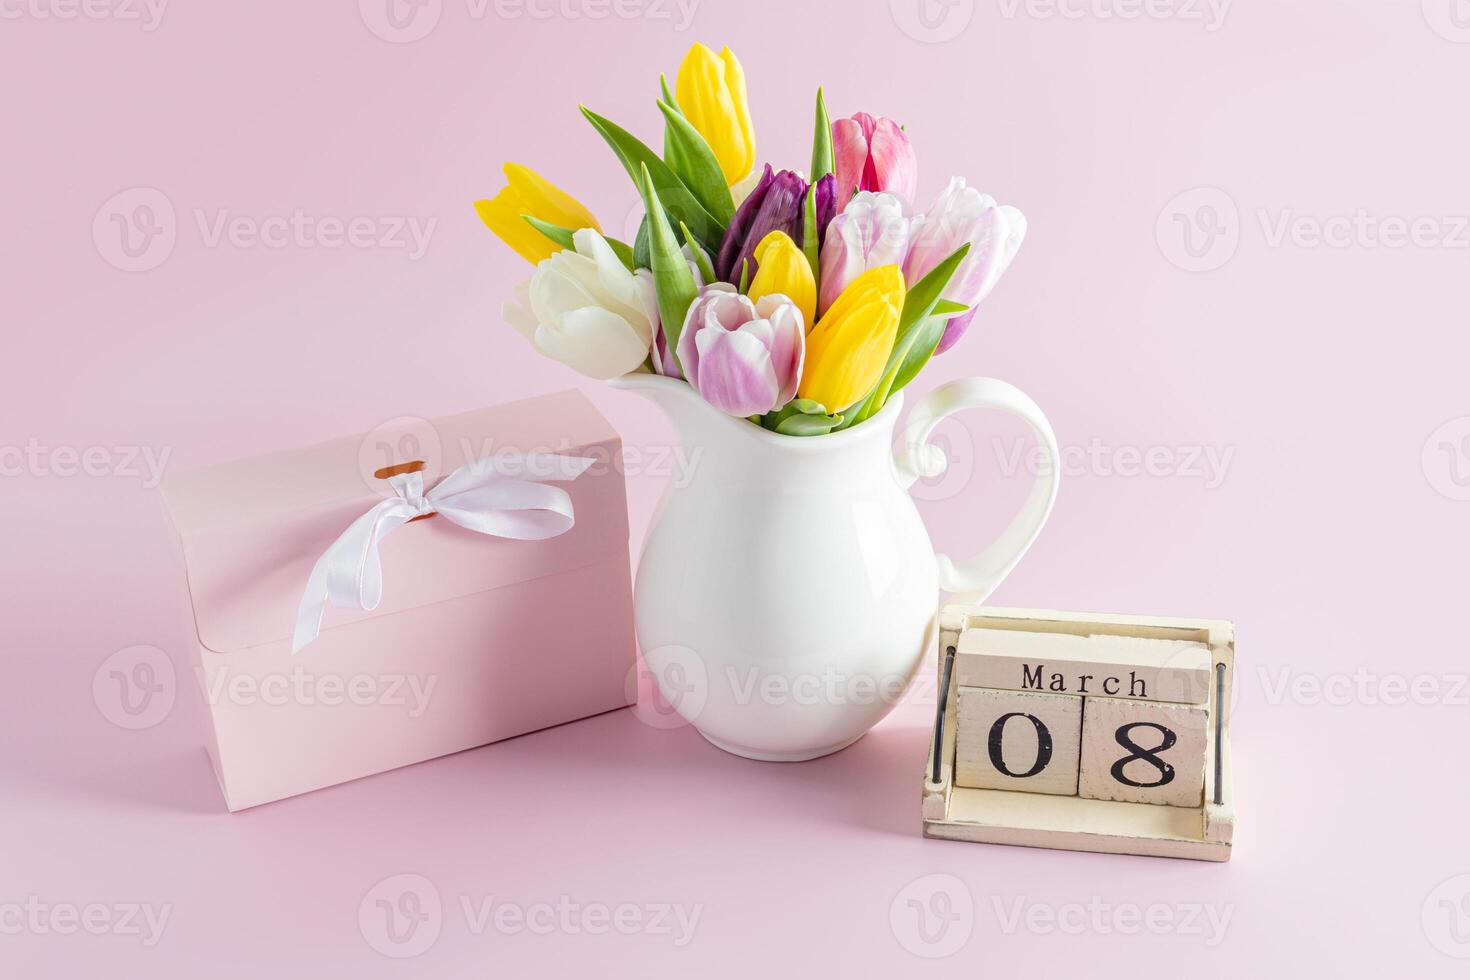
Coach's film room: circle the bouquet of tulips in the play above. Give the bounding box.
[476,43,1026,435]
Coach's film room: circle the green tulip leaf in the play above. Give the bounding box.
[886,315,946,394]
[660,73,681,115]
[521,216,635,271]
[933,299,970,318]
[762,398,835,434]
[776,411,845,437]
[679,221,716,285]
[843,242,971,426]
[633,216,651,269]
[605,237,638,273]
[658,100,735,227]
[580,105,725,250]
[897,242,970,339]
[636,162,699,375]
[811,86,833,181]
[521,215,575,250]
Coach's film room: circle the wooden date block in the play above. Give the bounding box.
[1079,697,1208,807]
[955,687,1082,796]
[955,628,1212,704]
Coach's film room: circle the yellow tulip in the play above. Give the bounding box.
[799,265,905,413]
[675,43,756,188]
[474,163,600,264]
[747,231,816,329]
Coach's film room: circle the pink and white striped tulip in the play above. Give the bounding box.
[832,112,918,208]
[818,191,916,315]
[904,177,1027,353]
[675,284,805,417]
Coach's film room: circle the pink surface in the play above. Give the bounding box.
[3,0,1468,975]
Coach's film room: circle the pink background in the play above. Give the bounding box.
[4,0,1470,975]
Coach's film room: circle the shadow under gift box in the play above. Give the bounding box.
[157,391,636,811]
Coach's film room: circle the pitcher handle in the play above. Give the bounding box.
[895,378,1060,602]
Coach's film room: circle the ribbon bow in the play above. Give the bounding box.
[292,453,594,653]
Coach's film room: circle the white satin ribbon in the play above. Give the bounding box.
[292,453,594,653]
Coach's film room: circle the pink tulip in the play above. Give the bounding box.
[676,284,804,417]
[832,112,918,207]
[818,191,916,315]
[903,177,1027,353]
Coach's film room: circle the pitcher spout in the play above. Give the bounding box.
[607,371,750,448]
[606,371,704,412]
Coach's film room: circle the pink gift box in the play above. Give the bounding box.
[158,391,636,811]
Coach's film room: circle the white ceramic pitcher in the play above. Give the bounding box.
[610,373,1060,761]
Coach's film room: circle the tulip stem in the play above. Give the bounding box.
[802,186,820,295]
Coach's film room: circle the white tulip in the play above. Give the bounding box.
[503,229,658,379]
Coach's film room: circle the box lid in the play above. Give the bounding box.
[159,390,629,654]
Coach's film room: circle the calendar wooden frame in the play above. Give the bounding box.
[923,605,1236,862]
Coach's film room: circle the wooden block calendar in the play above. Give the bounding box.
[923,606,1236,861]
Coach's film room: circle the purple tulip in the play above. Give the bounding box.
[903,177,1027,353]
[715,167,835,284]
[810,173,837,250]
[675,283,804,417]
